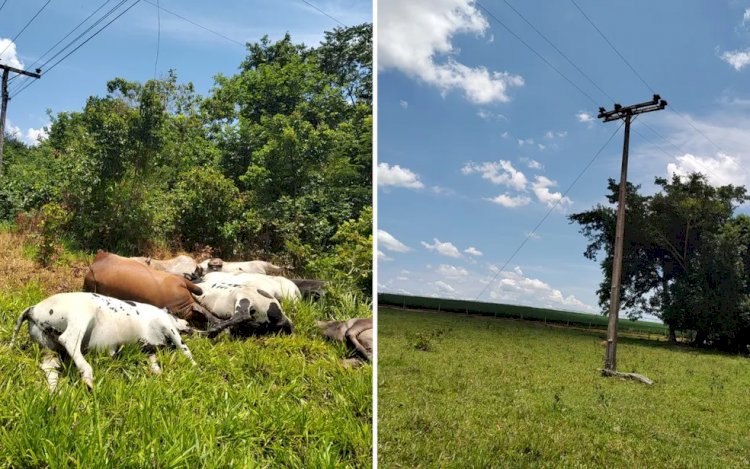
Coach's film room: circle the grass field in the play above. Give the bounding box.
[378,307,750,468]
[0,230,372,468]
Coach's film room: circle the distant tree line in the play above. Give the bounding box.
[0,24,372,295]
[571,173,750,352]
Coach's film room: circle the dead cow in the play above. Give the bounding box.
[194,281,294,338]
[10,292,196,391]
[317,318,373,364]
[202,271,302,302]
[130,255,202,280]
[199,258,285,275]
[84,251,222,329]
[290,279,327,300]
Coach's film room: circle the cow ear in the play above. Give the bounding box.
[257,289,274,300]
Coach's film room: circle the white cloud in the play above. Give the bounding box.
[517,138,534,146]
[477,109,506,121]
[378,162,425,189]
[531,176,572,208]
[378,250,393,261]
[526,159,543,170]
[0,38,24,69]
[500,131,510,139]
[544,130,566,139]
[537,143,546,151]
[400,100,409,109]
[666,153,746,187]
[421,238,462,258]
[526,232,541,240]
[437,264,469,277]
[485,193,531,208]
[721,49,750,71]
[462,160,527,190]
[577,111,594,123]
[743,8,750,26]
[464,246,482,256]
[434,280,456,293]
[379,229,411,252]
[6,120,48,146]
[378,0,523,104]
[489,266,594,312]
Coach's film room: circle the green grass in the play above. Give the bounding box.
[0,284,372,468]
[378,307,750,468]
[379,293,668,335]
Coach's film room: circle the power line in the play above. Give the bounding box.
[476,1,599,107]
[474,121,624,301]
[500,0,616,104]
[140,0,245,48]
[0,0,8,14]
[568,0,655,94]
[299,0,345,27]
[0,0,53,59]
[11,0,141,99]
[8,0,117,89]
[9,0,129,96]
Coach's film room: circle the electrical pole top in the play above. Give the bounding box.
[0,63,41,79]
[597,94,667,122]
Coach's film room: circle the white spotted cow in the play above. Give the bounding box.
[193,282,294,338]
[198,258,285,276]
[202,271,302,302]
[10,292,196,391]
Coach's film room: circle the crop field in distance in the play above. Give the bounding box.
[0,230,372,468]
[378,307,750,468]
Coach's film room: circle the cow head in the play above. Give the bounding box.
[208,287,293,338]
[207,258,223,273]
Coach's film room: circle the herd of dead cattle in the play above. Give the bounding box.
[9,251,372,391]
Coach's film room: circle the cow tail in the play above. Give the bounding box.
[10,307,33,348]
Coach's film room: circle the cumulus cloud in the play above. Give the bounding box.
[437,264,469,277]
[434,280,456,293]
[545,130,567,139]
[531,176,572,208]
[721,49,750,71]
[378,162,425,189]
[526,159,543,170]
[400,100,409,109]
[379,229,411,252]
[577,111,594,123]
[421,238,462,258]
[378,0,523,104]
[667,153,746,187]
[462,160,527,190]
[477,109,507,121]
[464,246,482,256]
[489,265,594,312]
[517,138,534,146]
[378,250,393,261]
[6,120,48,146]
[485,193,531,208]
[0,38,24,69]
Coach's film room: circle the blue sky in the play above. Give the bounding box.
[377,0,750,319]
[0,0,371,144]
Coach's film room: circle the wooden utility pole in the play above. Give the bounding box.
[0,63,41,169]
[598,95,666,377]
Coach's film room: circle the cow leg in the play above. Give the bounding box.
[58,326,95,390]
[345,321,372,362]
[148,354,162,375]
[206,309,253,339]
[163,327,197,366]
[40,352,62,392]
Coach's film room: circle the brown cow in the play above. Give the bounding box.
[84,252,221,329]
[317,318,373,366]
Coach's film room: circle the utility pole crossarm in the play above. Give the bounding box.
[0,63,41,79]
[599,94,667,374]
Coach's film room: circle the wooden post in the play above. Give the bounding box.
[0,63,41,169]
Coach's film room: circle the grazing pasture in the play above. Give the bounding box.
[378,307,750,468]
[0,231,371,467]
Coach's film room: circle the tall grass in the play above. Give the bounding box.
[379,307,750,468]
[0,231,371,468]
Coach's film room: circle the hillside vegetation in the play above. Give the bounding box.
[379,308,750,468]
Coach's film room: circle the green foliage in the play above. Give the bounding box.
[34,202,71,267]
[0,26,371,266]
[570,173,750,351]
